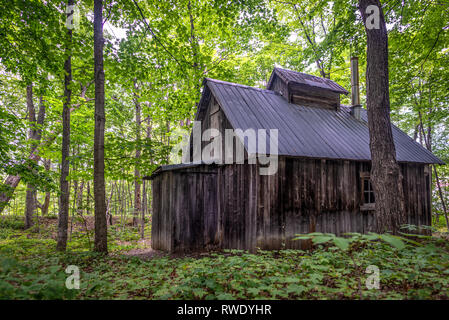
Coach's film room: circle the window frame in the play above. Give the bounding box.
[360,171,375,211]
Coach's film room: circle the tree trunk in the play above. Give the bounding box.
[127,180,133,218]
[106,183,114,226]
[165,121,171,162]
[141,114,153,238]
[120,180,125,226]
[86,181,91,216]
[77,180,85,216]
[24,88,47,228]
[113,181,118,222]
[358,0,406,234]
[93,0,108,253]
[39,159,52,216]
[25,185,36,228]
[56,0,74,251]
[141,179,146,239]
[69,179,78,241]
[25,84,36,229]
[40,192,51,217]
[0,175,21,214]
[133,79,141,227]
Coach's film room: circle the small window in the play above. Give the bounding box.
[360,172,375,211]
[363,178,375,204]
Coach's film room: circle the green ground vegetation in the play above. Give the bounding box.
[1,215,448,300]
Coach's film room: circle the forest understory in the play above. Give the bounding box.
[1,214,448,300]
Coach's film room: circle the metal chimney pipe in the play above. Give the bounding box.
[350,56,361,120]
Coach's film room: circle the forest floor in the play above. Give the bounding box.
[0,214,448,300]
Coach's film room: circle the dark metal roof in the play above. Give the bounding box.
[267,67,349,95]
[145,162,206,180]
[204,78,443,165]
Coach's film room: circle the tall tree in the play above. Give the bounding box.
[358,0,406,233]
[24,86,46,228]
[56,0,74,251]
[24,85,36,229]
[93,0,108,253]
[133,79,141,227]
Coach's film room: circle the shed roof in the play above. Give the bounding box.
[146,162,205,179]
[267,67,349,95]
[203,77,443,165]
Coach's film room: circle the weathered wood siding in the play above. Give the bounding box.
[217,164,258,250]
[257,158,431,249]
[151,165,219,252]
[289,83,340,109]
[402,163,432,227]
[260,158,374,250]
[151,170,173,251]
[268,74,288,98]
[151,158,432,253]
[189,94,247,164]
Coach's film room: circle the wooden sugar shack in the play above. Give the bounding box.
[147,63,444,253]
